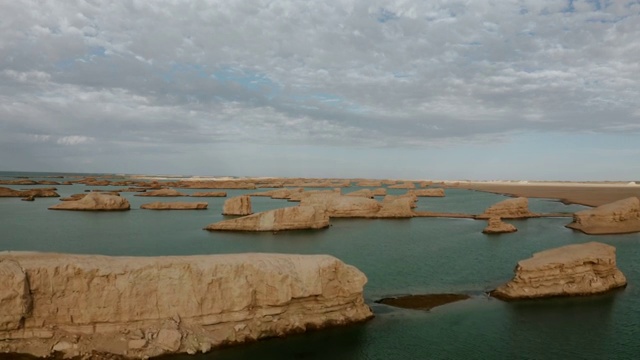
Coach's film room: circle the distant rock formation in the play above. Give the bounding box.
[0,187,59,198]
[190,191,227,197]
[140,202,208,210]
[301,194,415,218]
[288,189,341,202]
[483,217,517,234]
[345,189,375,198]
[249,188,303,199]
[383,193,418,208]
[372,188,387,196]
[175,180,256,190]
[477,197,534,219]
[205,206,329,231]
[491,242,627,300]
[410,188,445,197]
[388,182,416,189]
[49,193,130,211]
[222,195,253,216]
[135,188,187,197]
[356,180,382,187]
[376,197,415,218]
[59,193,87,201]
[566,197,640,235]
[0,252,372,358]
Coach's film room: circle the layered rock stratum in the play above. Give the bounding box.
[566,197,640,235]
[491,242,627,300]
[206,206,330,231]
[223,195,253,216]
[48,193,130,211]
[477,197,534,219]
[0,252,372,358]
[140,202,208,210]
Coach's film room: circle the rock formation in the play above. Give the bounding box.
[483,217,517,234]
[410,188,445,197]
[222,195,253,216]
[249,188,303,199]
[383,193,418,208]
[375,197,415,218]
[345,189,375,198]
[288,189,341,202]
[135,188,187,197]
[388,182,416,189]
[49,193,130,211]
[59,193,87,201]
[140,202,208,210]
[205,206,330,231]
[0,187,59,198]
[372,188,387,196]
[477,197,534,219]
[356,180,382,187]
[190,191,227,197]
[175,180,256,189]
[566,197,640,235]
[491,242,627,300]
[0,252,372,358]
[301,195,381,218]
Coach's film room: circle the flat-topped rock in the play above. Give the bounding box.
[249,188,303,199]
[288,189,341,202]
[491,242,627,300]
[478,197,534,219]
[388,182,416,189]
[356,180,382,187]
[0,252,372,358]
[0,187,59,198]
[222,195,253,216]
[345,189,375,198]
[375,197,415,218]
[483,217,517,234]
[140,202,208,210]
[49,193,130,211]
[302,195,381,218]
[190,191,227,197]
[566,197,640,235]
[135,188,187,197]
[410,188,445,197]
[206,206,330,231]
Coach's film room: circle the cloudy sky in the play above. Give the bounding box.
[1,0,639,180]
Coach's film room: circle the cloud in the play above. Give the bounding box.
[1,0,639,177]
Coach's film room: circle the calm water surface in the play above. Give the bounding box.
[1,172,639,359]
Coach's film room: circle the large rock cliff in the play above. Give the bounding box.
[205,206,330,231]
[566,197,640,235]
[222,195,253,216]
[477,197,534,219]
[491,242,627,300]
[0,252,372,358]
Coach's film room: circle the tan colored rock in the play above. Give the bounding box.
[478,197,534,219]
[383,193,418,208]
[0,187,59,198]
[0,252,372,358]
[176,180,256,189]
[206,206,329,231]
[372,188,387,196]
[49,193,130,211]
[410,188,445,197]
[190,192,227,197]
[356,180,382,187]
[301,195,380,218]
[288,189,341,202]
[59,193,87,201]
[141,202,208,210]
[388,182,415,189]
[249,188,303,199]
[222,196,253,216]
[345,189,375,198]
[482,217,517,234]
[419,181,433,188]
[566,197,640,235]
[492,242,627,300]
[375,197,415,218]
[135,188,187,197]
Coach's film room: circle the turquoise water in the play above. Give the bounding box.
[1,173,639,359]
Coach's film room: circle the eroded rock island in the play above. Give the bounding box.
[566,197,640,235]
[206,206,329,231]
[0,252,372,358]
[48,193,130,211]
[492,242,627,300]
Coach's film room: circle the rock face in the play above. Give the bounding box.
[249,188,303,199]
[190,192,227,197]
[478,197,534,219]
[410,188,445,197]
[492,242,627,300]
[0,252,372,358]
[302,195,381,218]
[0,187,59,198]
[483,217,517,234]
[222,195,253,216]
[49,193,130,211]
[206,206,330,231]
[141,202,208,210]
[566,197,640,235]
[345,189,375,198]
[376,197,415,218]
[135,188,186,197]
[388,182,416,189]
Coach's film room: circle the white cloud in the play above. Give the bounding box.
[56,136,95,145]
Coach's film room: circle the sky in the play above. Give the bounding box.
[1,0,639,181]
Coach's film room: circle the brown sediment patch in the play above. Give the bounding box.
[376,294,470,310]
[447,182,640,207]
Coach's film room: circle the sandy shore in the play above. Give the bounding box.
[446,181,640,207]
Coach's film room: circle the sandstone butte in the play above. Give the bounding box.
[249,188,304,199]
[482,217,518,234]
[355,180,382,187]
[566,197,640,235]
[344,189,375,198]
[372,188,387,196]
[477,197,535,219]
[190,191,227,197]
[134,188,187,197]
[140,202,208,210]
[491,242,627,300]
[288,189,341,202]
[0,187,59,198]
[410,188,445,197]
[0,252,372,358]
[388,182,416,189]
[301,194,415,218]
[222,195,253,216]
[205,206,330,231]
[48,193,130,211]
